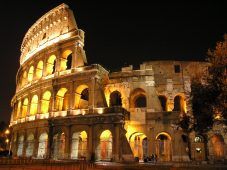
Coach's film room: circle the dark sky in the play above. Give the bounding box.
[0,0,226,123]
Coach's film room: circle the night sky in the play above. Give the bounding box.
[0,1,226,123]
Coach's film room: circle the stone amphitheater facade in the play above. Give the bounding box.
[10,3,227,162]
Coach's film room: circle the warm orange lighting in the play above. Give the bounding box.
[28,66,34,82]
[5,129,10,135]
[100,130,112,140]
[30,95,38,115]
[46,55,56,75]
[41,91,51,113]
[36,61,43,79]
[5,139,9,143]
[80,131,87,140]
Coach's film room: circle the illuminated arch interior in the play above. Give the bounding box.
[46,55,56,75]
[56,88,68,111]
[30,95,38,115]
[71,131,88,159]
[96,130,113,160]
[155,132,172,161]
[26,133,34,157]
[28,66,34,82]
[37,133,48,158]
[129,132,148,159]
[16,101,21,119]
[60,50,73,71]
[22,71,27,86]
[22,98,29,117]
[17,135,24,156]
[36,61,43,79]
[74,85,89,109]
[41,91,51,113]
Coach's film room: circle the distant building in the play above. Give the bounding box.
[10,3,226,162]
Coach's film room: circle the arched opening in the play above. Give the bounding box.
[129,132,148,160]
[56,88,68,111]
[22,71,27,86]
[41,91,51,113]
[36,61,43,79]
[74,85,89,109]
[71,131,88,159]
[110,91,122,107]
[130,88,147,108]
[96,130,113,160]
[159,95,167,111]
[211,134,225,160]
[26,134,34,157]
[30,95,38,115]
[37,133,48,159]
[61,50,73,71]
[155,132,172,161]
[22,98,28,117]
[53,132,65,159]
[46,55,56,75]
[173,95,186,112]
[16,101,21,119]
[28,66,34,82]
[17,135,24,157]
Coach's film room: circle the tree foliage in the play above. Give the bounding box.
[192,34,227,132]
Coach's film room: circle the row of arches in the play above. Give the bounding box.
[14,85,89,120]
[109,90,186,112]
[16,130,113,160]
[19,50,73,88]
[129,132,172,161]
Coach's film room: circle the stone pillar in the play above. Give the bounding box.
[47,122,53,159]
[114,124,120,161]
[65,126,71,159]
[22,131,27,157]
[88,125,93,160]
[33,128,39,158]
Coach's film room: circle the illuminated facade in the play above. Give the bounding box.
[10,4,226,162]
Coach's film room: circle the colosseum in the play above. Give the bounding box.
[10,3,227,162]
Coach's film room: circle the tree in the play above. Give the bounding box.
[179,34,227,133]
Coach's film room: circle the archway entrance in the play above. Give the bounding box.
[96,130,113,161]
[53,132,65,159]
[71,131,88,159]
[17,135,24,157]
[129,132,148,161]
[37,133,48,158]
[211,134,225,160]
[155,132,172,161]
[26,134,34,157]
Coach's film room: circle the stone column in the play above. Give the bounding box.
[65,126,71,159]
[22,131,27,157]
[114,124,120,161]
[88,125,93,160]
[33,128,39,158]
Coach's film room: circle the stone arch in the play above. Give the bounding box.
[158,95,167,111]
[41,91,51,113]
[22,71,27,86]
[25,133,34,157]
[71,131,88,159]
[155,132,172,161]
[130,88,147,108]
[109,90,122,107]
[56,88,68,111]
[129,132,148,160]
[46,55,56,75]
[17,135,24,157]
[30,95,38,115]
[74,85,89,109]
[36,60,43,79]
[61,49,73,70]
[16,100,22,119]
[173,94,186,112]
[53,132,66,159]
[210,134,225,160]
[96,129,113,161]
[21,98,29,117]
[28,66,34,82]
[37,132,48,158]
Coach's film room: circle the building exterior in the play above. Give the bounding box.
[10,4,227,162]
